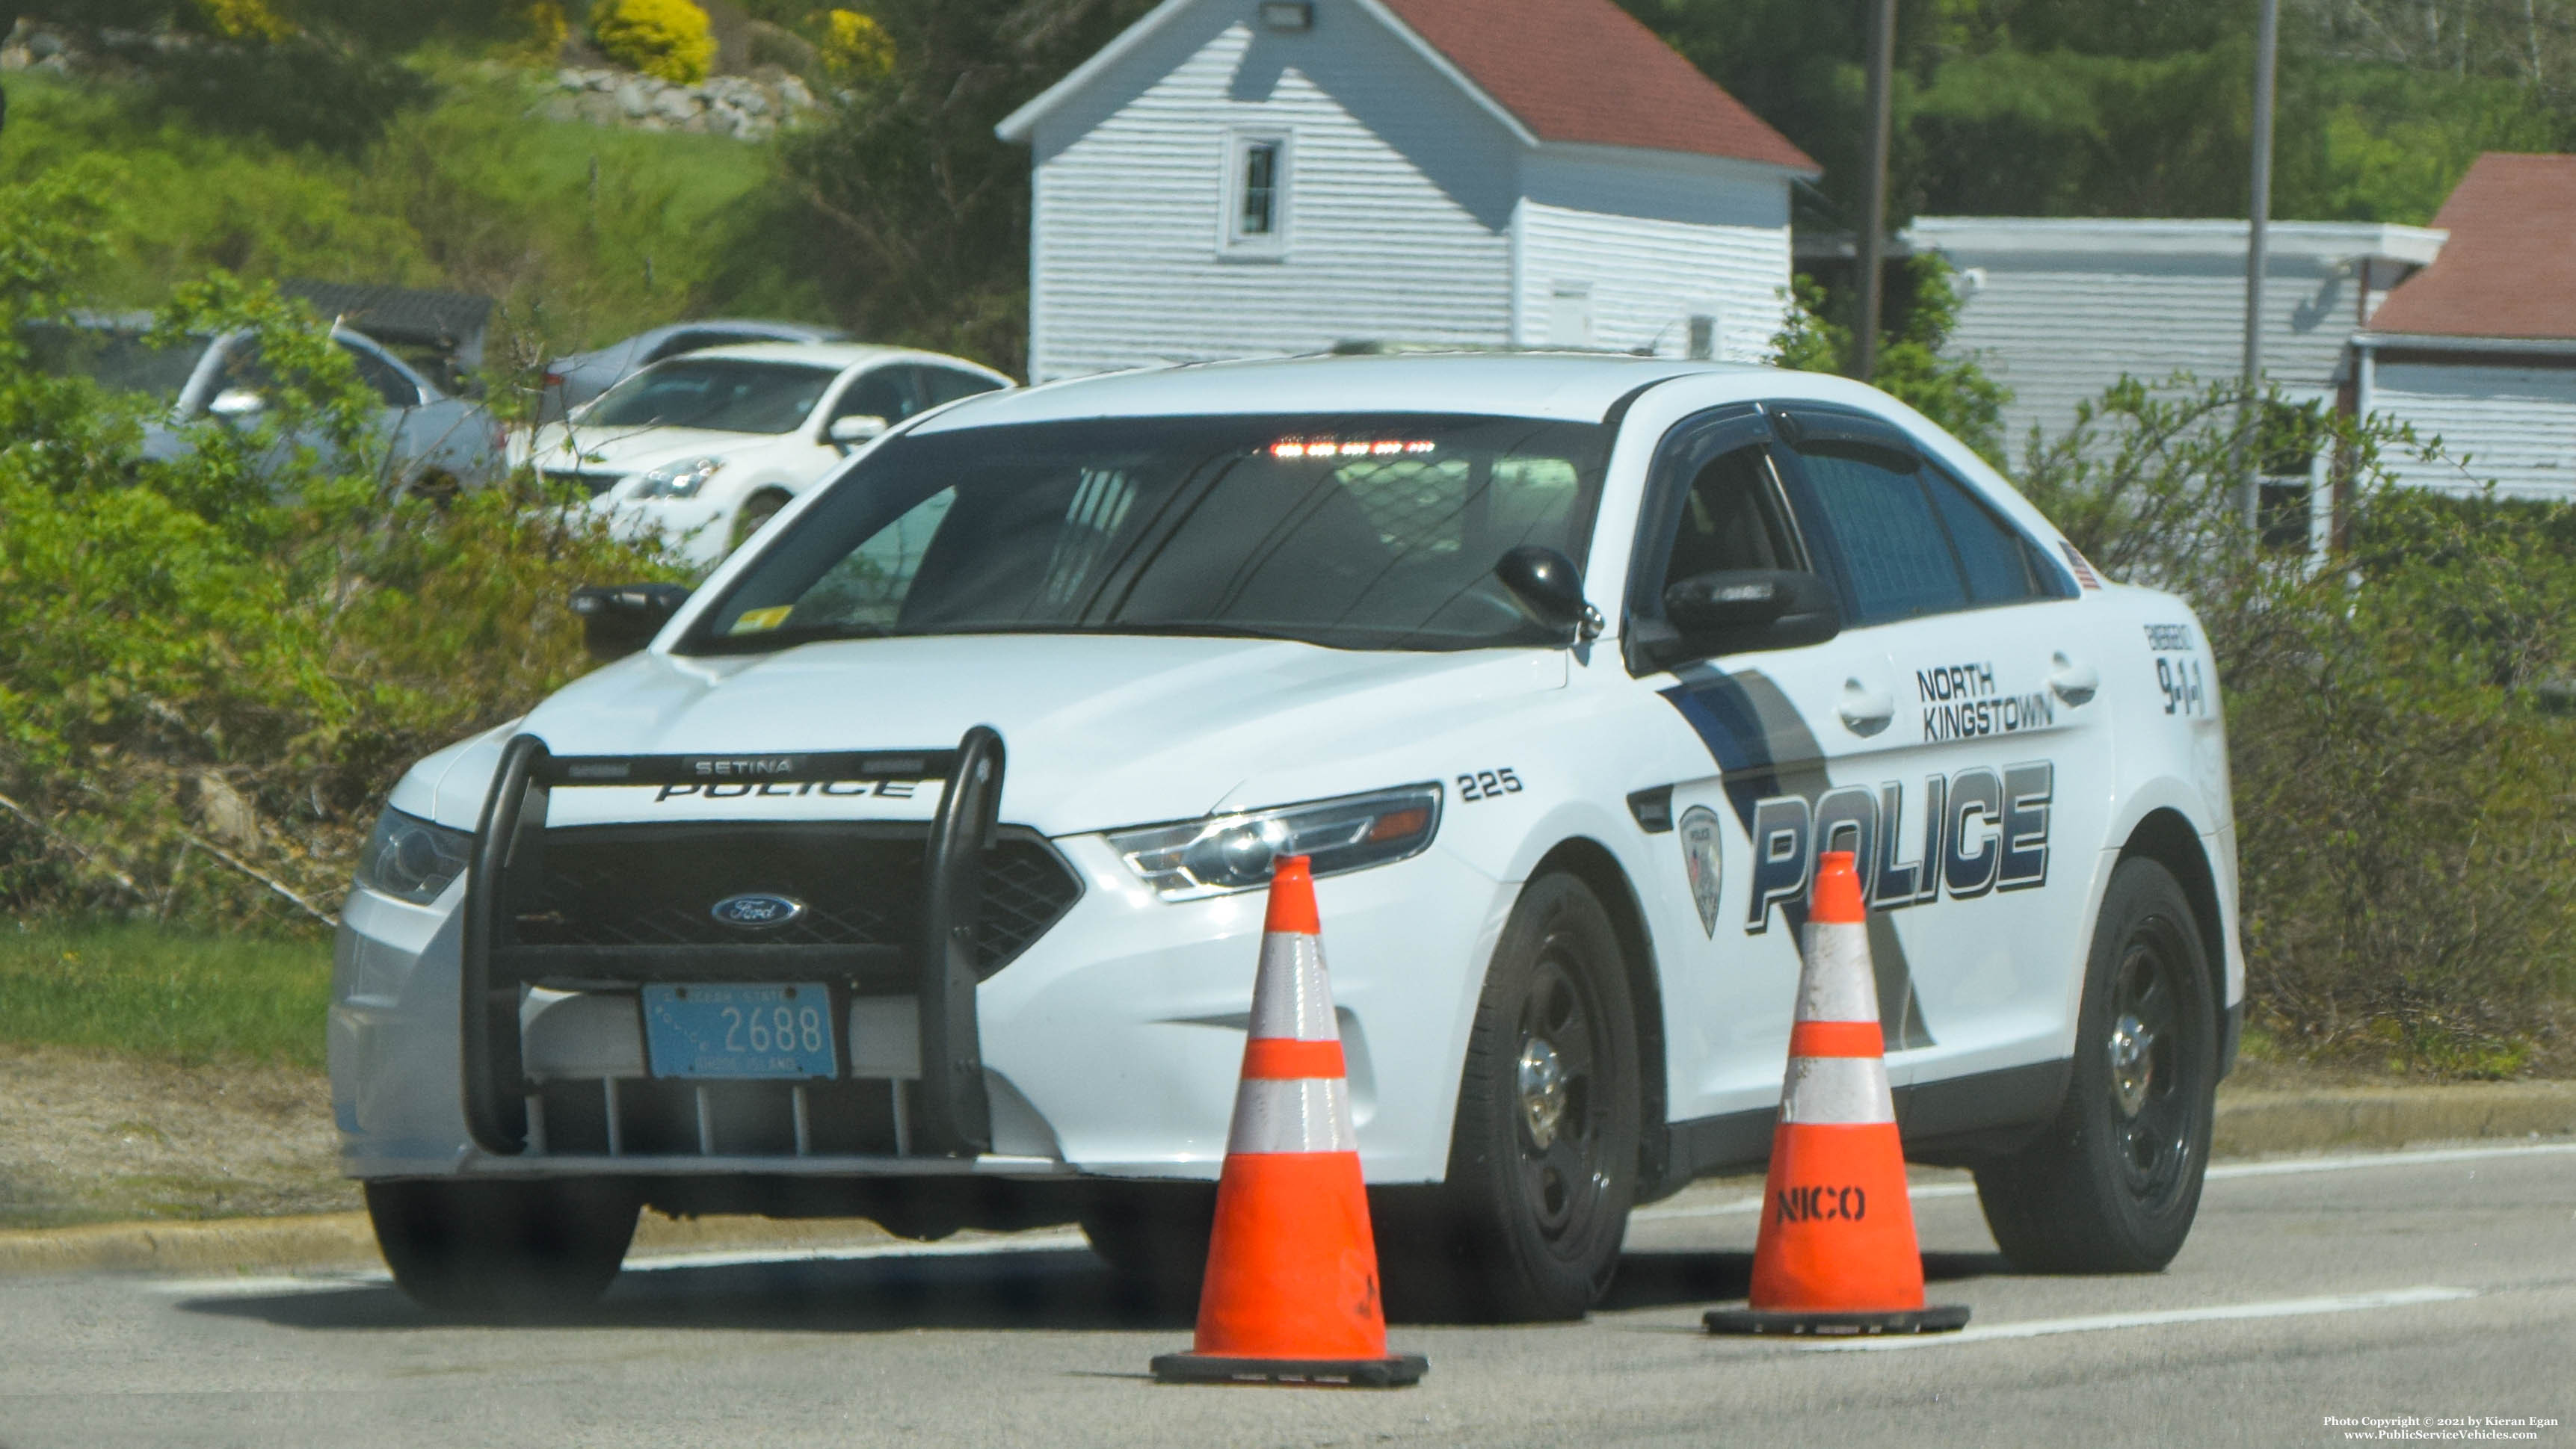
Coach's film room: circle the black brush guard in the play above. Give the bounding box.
[461,726,1008,1160]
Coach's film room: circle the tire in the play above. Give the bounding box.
[1079,1183,1216,1311]
[366,1177,640,1316]
[730,490,788,550]
[1974,857,2217,1273]
[1427,872,1642,1320]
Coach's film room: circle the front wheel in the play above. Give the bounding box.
[1974,857,2217,1273]
[366,1178,640,1316]
[729,489,789,551]
[1423,872,1641,1320]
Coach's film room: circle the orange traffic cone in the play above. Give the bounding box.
[1704,850,1970,1336]
[1150,855,1428,1387]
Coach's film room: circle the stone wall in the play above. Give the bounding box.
[538,66,819,143]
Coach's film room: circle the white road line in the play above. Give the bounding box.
[620,1228,1092,1275]
[1635,1140,2576,1223]
[1799,1285,2477,1353]
[150,1229,1099,1296]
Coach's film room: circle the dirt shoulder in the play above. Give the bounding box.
[0,1043,352,1229]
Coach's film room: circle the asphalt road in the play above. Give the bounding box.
[1,1142,2569,1449]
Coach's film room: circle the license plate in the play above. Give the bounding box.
[641,983,836,1079]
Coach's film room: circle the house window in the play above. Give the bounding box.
[1223,132,1290,256]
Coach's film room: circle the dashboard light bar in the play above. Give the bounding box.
[1269,439,1438,460]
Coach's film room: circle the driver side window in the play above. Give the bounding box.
[1654,445,1804,599]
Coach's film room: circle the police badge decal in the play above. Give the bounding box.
[1678,805,1723,937]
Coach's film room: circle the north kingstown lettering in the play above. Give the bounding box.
[1912,662,1997,702]
[1920,691,2056,741]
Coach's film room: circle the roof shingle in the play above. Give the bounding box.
[2369,152,2576,341]
[1375,0,1817,171]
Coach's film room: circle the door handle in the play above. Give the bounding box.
[2049,652,2100,708]
[1837,678,1894,737]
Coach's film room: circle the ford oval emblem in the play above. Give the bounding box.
[709,892,806,930]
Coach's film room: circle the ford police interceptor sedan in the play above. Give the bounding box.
[332,352,2241,1320]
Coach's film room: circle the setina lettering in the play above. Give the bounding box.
[691,757,798,777]
[1774,1184,1867,1223]
[1744,762,2054,932]
[1917,662,2054,742]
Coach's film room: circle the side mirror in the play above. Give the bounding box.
[1494,546,1600,641]
[1656,569,1840,660]
[570,583,691,661]
[208,388,266,419]
[827,414,889,448]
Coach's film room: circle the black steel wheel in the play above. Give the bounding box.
[1975,857,2217,1273]
[1429,872,1640,1320]
[366,1177,639,1317]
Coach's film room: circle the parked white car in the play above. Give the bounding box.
[336,353,2241,1321]
[530,342,1012,567]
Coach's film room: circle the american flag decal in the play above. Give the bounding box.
[2059,540,2102,590]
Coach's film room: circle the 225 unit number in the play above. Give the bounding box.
[1457,767,1523,802]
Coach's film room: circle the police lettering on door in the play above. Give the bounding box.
[1743,763,2055,933]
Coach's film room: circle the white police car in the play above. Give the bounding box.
[332,353,2240,1318]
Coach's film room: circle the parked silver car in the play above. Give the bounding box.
[537,319,851,426]
[25,313,508,492]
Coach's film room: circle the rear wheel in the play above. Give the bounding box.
[1974,857,2216,1273]
[366,1177,639,1316]
[1422,873,1641,1320]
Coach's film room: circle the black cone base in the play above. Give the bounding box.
[1703,1303,1970,1337]
[1150,1351,1429,1388]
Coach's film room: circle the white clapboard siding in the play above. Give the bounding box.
[1515,148,1793,360]
[2371,361,2576,501]
[1937,255,2358,449]
[1914,221,2443,454]
[1027,13,1516,382]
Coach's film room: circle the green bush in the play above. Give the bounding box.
[0,167,688,934]
[2018,379,2576,1077]
[590,0,716,84]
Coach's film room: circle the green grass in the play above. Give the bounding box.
[0,924,333,1070]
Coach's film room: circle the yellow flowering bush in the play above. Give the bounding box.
[194,0,296,40]
[821,9,894,83]
[590,0,716,85]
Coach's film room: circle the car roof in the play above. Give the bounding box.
[643,318,844,342]
[669,341,1007,374]
[911,351,1763,430]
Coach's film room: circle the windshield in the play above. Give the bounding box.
[684,413,1612,653]
[582,359,839,434]
[20,322,205,402]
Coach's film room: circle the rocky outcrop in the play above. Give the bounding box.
[539,65,819,143]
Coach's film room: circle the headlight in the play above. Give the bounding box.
[1107,785,1443,900]
[355,808,473,905]
[632,456,725,499]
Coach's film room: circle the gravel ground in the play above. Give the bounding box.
[0,1045,351,1228]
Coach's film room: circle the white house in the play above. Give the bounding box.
[2354,152,2576,501]
[996,0,1819,383]
[1905,217,2447,457]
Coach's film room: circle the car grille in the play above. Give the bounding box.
[540,467,623,498]
[509,823,1081,977]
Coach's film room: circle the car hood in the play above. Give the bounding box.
[529,423,785,479]
[404,634,1568,835]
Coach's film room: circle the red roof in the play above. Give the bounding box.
[1375,0,1817,172]
[2370,153,2576,341]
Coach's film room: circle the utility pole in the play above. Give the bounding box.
[1853,0,1897,382]
[2238,0,2280,538]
